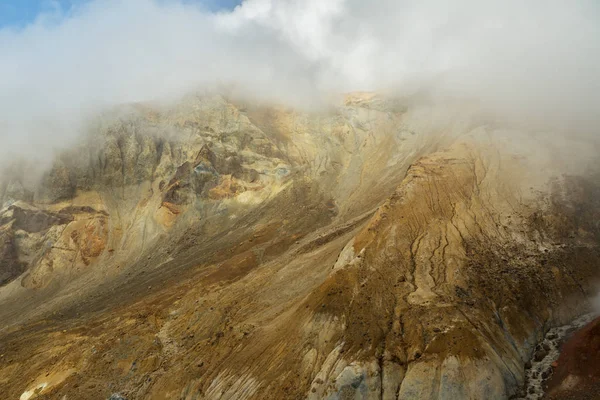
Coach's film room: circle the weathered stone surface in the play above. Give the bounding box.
[546,317,600,399]
[10,205,73,233]
[0,226,25,286]
[35,161,75,203]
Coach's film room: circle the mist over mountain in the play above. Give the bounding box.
[1,2,600,400]
[1,0,599,165]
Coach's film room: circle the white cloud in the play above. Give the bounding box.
[0,0,599,164]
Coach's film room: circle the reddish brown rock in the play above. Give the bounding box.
[545,317,600,399]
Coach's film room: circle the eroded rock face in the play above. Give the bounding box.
[295,143,600,399]
[0,226,25,286]
[0,94,599,400]
[9,205,73,233]
[0,94,429,291]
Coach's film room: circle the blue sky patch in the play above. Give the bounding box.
[0,0,242,29]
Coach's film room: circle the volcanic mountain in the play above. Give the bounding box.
[0,93,599,399]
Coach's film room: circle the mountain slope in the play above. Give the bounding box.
[0,94,598,399]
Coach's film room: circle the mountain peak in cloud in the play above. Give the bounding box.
[0,0,599,166]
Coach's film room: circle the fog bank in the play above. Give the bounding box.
[1,0,599,163]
